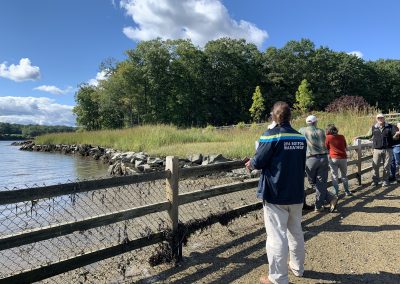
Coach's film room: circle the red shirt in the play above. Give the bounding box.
[325,134,347,159]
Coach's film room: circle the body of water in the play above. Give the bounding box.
[0,141,109,189]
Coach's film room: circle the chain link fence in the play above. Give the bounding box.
[0,176,169,281]
[179,169,257,224]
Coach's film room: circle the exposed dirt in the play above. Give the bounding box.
[120,174,400,284]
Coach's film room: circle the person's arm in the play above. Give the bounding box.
[250,133,275,170]
[391,125,399,139]
[325,136,330,151]
[356,128,373,140]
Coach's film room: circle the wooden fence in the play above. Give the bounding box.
[0,140,373,283]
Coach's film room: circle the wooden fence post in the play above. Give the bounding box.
[357,139,362,185]
[165,156,181,260]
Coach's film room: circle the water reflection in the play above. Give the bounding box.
[0,141,109,189]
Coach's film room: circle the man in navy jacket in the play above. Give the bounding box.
[246,101,306,284]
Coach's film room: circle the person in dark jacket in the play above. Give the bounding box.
[355,113,397,186]
[246,101,306,284]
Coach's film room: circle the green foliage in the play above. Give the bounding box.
[294,79,314,113]
[73,38,400,130]
[73,85,101,130]
[236,122,246,129]
[204,124,216,132]
[250,122,261,130]
[249,86,265,122]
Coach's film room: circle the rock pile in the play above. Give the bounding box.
[17,142,234,176]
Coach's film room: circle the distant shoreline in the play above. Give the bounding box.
[0,137,28,141]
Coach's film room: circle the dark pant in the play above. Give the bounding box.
[306,154,332,209]
[390,146,400,178]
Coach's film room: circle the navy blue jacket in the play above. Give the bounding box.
[251,123,307,205]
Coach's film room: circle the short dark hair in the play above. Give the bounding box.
[271,101,291,125]
[326,124,338,135]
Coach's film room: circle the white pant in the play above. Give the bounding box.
[263,202,305,284]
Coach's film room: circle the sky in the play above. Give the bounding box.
[1,0,399,126]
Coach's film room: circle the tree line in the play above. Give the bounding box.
[74,38,400,130]
[0,122,75,139]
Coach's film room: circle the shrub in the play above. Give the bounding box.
[236,122,246,129]
[294,79,314,113]
[204,124,216,132]
[249,86,265,123]
[325,96,372,112]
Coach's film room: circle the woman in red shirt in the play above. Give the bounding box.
[325,124,352,196]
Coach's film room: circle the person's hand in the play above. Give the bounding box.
[244,157,252,172]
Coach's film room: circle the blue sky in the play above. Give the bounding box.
[1,0,399,126]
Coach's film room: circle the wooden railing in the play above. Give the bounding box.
[0,140,374,283]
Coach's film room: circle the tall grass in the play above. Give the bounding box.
[35,111,378,159]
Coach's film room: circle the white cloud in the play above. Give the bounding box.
[0,96,75,126]
[0,58,41,82]
[34,85,74,95]
[120,0,268,48]
[347,51,363,58]
[88,70,108,86]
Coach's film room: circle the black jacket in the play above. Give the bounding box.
[372,123,397,149]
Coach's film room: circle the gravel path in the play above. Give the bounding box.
[128,177,400,284]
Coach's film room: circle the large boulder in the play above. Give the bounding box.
[134,152,147,161]
[135,160,145,168]
[188,154,203,165]
[202,154,230,165]
[111,153,122,163]
[121,152,136,163]
[147,157,164,167]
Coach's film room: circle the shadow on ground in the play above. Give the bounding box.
[134,182,399,284]
[304,270,399,284]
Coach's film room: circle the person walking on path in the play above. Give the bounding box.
[245,102,306,284]
[355,113,397,187]
[299,115,338,213]
[325,124,352,197]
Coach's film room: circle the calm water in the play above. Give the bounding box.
[0,141,109,189]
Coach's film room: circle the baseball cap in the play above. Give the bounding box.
[376,113,384,118]
[306,115,317,123]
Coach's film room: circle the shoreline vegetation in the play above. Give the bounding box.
[0,134,28,141]
[34,111,378,159]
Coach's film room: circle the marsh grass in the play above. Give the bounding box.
[36,111,379,159]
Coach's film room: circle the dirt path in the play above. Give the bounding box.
[128,178,400,284]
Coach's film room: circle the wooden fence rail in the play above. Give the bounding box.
[0,140,374,283]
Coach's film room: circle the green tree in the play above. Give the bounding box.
[73,85,101,130]
[249,86,265,122]
[294,79,314,113]
[204,38,262,125]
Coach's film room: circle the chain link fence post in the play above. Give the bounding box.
[165,156,180,261]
